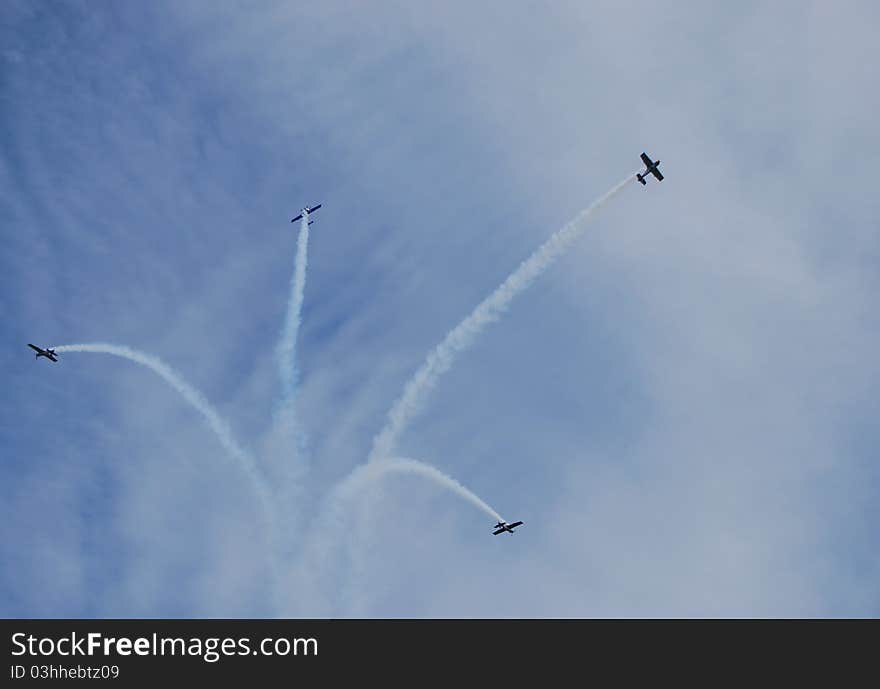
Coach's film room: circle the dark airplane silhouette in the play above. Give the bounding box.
[290,203,322,223]
[637,152,663,185]
[493,520,524,535]
[27,344,58,362]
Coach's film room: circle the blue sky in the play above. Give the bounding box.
[2,1,878,617]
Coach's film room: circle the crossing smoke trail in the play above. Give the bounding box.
[341,457,504,615]
[50,343,280,591]
[302,174,634,612]
[368,174,636,464]
[300,456,503,570]
[290,456,503,614]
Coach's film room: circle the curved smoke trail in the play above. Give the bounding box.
[290,456,503,614]
[300,174,634,612]
[368,174,636,464]
[343,457,505,615]
[335,456,504,522]
[51,343,280,593]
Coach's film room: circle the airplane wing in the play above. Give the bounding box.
[652,169,664,181]
[492,527,505,535]
[27,344,42,353]
[292,204,321,222]
[508,521,523,529]
[47,354,58,362]
[640,152,652,166]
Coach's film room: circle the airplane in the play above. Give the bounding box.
[290,203,322,223]
[492,520,524,535]
[27,344,58,362]
[637,152,663,185]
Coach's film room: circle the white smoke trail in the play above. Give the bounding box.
[50,343,280,593]
[52,344,262,480]
[336,456,504,522]
[277,215,311,402]
[287,455,503,614]
[266,214,313,563]
[347,457,506,615]
[294,174,634,613]
[368,174,636,464]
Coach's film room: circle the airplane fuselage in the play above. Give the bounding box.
[28,344,58,362]
[290,203,322,223]
[492,520,523,535]
[637,151,663,185]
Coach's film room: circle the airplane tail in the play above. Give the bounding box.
[637,173,646,185]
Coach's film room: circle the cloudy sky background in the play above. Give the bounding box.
[2,1,878,617]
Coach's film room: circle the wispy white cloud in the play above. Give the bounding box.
[3,1,879,617]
